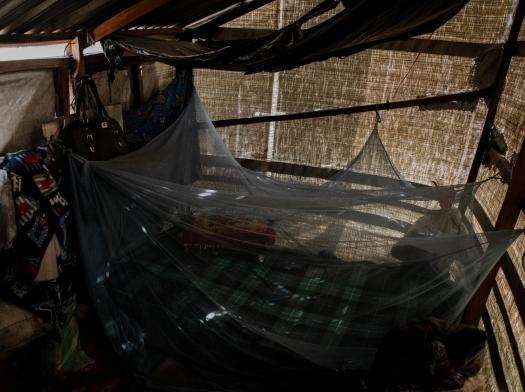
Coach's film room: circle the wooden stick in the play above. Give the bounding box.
[205,28,505,58]
[463,132,525,324]
[68,32,87,78]
[0,33,73,44]
[213,89,487,127]
[470,199,525,325]
[185,0,275,37]
[492,284,525,389]
[482,310,509,391]
[466,0,525,184]
[53,67,70,117]
[129,64,143,109]
[462,0,525,326]
[0,57,68,74]
[91,0,171,42]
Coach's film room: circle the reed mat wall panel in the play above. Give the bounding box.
[0,70,55,154]
[429,0,515,43]
[92,69,132,110]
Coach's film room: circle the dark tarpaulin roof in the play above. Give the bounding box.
[110,0,470,73]
[0,0,250,41]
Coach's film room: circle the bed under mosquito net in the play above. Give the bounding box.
[67,86,521,391]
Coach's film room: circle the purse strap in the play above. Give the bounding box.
[73,76,110,124]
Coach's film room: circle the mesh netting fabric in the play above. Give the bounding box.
[67,87,521,390]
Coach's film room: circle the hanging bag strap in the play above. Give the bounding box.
[86,77,110,119]
[73,76,110,124]
[68,75,128,160]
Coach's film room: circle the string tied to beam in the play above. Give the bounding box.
[375,109,382,124]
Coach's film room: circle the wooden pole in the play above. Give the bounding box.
[52,66,70,117]
[466,0,525,184]
[185,0,275,37]
[482,310,509,391]
[66,31,87,118]
[0,57,69,74]
[463,134,525,324]
[68,32,87,78]
[91,0,171,42]
[213,89,487,127]
[129,64,143,109]
[462,0,525,326]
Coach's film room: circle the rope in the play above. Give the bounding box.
[390,32,435,101]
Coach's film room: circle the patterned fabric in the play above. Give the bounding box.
[134,234,460,356]
[192,256,436,349]
[0,145,75,322]
[124,68,193,150]
[0,145,68,280]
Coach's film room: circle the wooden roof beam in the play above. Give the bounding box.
[466,0,525,184]
[90,0,171,43]
[184,0,276,38]
[213,88,488,127]
[481,310,509,391]
[112,25,525,59]
[0,33,73,45]
[119,26,183,36]
[208,28,521,58]
[0,57,68,74]
[469,199,525,325]
[463,128,525,325]
[67,31,87,78]
[461,0,525,327]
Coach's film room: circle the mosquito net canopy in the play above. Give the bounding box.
[67,87,521,391]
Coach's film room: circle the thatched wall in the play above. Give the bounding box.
[0,70,55,154]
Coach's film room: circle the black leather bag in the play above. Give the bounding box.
[61,76,128,161]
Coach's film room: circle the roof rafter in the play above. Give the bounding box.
[209,27,524,58]
[463,127,525,325]
[0,32,73,44]
[90,0,171,42]
[0,57,68,73]
[466,0,525,184]
[462,0,525,327]
[184,0,275,38]
[213,89,488,127]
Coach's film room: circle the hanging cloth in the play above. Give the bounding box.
[107,0,469,74]
[124,68,193,151]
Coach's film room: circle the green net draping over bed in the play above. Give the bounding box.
[67,87,521,391]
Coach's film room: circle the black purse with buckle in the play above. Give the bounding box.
[61,76,128,161]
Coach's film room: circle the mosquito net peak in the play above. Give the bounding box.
[67,87,521,390]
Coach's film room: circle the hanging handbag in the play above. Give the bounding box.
[61,76,128,161]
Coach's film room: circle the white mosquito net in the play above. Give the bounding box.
[67,86,522,391]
